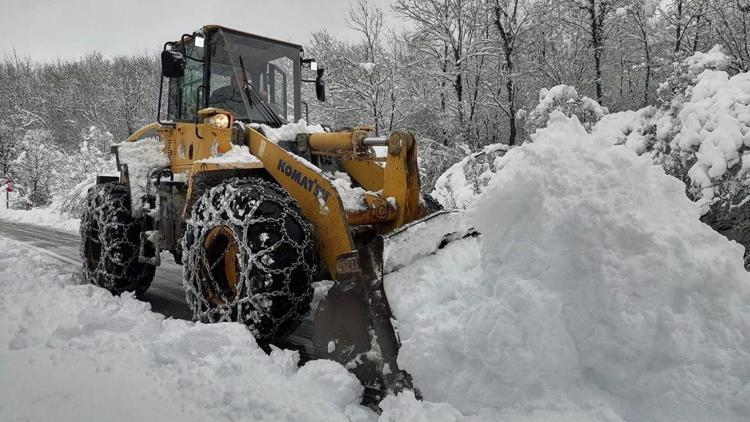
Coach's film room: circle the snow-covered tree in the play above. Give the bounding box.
[525,84,607,137]
[11,129,62,206]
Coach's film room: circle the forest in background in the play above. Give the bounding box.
[0,0,748,205]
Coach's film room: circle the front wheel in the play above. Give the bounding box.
[80,183,155,296]
[181,177,318,343]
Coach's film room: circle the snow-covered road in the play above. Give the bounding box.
[0,218,191,320]
[0,234,384,422]
[0,218,316,354]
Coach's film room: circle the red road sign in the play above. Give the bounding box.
[5,178,13,193]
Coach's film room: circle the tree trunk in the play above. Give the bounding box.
[589,1,605,103]
[675,0,683,53]
[454,47,464,127]
[692,15,702,52]
[506,53,517,145]
[644,42,651,107]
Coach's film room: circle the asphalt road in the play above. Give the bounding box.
[0,218,314,354]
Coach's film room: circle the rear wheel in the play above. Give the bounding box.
[80,183,155,296]
[181,177,317,343]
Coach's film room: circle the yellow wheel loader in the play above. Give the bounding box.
[79,25,473,402]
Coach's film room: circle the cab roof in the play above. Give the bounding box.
[172,25,304,52]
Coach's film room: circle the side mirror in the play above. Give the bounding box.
[161,50,185,78]
[315,68,326,102]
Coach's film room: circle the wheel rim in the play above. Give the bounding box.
[200,225,240,306]
[84,221,102,272]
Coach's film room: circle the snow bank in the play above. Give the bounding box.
[117,137,170,216]
[0,194,80,233]
[386,112,750,421]
[432,85,608,210]
[0,237,374,421]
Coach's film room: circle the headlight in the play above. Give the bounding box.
[205,113,230,129]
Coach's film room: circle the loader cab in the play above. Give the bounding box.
[160,26,318,127]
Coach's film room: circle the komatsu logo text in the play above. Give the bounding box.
[277,159,331,203]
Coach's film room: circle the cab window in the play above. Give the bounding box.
[167,42,205,122]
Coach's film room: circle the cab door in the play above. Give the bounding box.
[165,41,208,171]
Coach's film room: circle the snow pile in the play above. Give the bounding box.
[525,84,607,138]
[327,171,368,212]
[0,191,80,232]
[432,84,608,210]
[431,143,509,209]
[0,236,375,422]
[196,144,261,165]
[386,112,750,421]
[379,391,465,422]
[117,137,170,216]
[256,120,326,143]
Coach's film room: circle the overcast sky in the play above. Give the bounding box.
[0,0,397,61]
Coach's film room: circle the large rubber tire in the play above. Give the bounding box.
[181,177,318,343]
[80,183,155,296]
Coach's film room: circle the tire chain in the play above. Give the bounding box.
[181,177,318,342]
[80,183,155,295]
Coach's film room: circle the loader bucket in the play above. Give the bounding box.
[312,210,477,404]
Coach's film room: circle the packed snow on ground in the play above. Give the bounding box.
[386,112,750,422]
[117,137,170,216]
[0,236,379,422]
[196,144,261,165]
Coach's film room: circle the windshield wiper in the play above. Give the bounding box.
[238,56,284,127]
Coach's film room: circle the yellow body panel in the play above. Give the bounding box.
[159,123,233,173]
[246,128,355,277]
[308,132,356,151]
[126,122,160,142]
[127,115,423,279]
[381,131,423,230]
[340,160,384,192]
